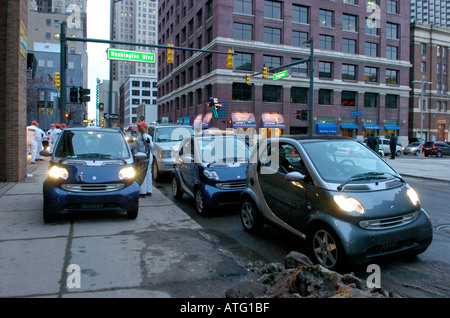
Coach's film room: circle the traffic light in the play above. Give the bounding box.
[70,87,78,103]
[54,72,60,90]
[167,43,174,64]
[262,66,268,79]
[296,110,301,120]
[246,74,251,85]
[79,88,91,103]
[227,49,234,68]
[301,109,308,121]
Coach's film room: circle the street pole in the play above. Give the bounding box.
[308,38,314,137]
[60,22,67,124]
[412,80,432,159]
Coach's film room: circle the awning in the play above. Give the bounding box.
[261,113,285,129]
[363,125,380,130]
[316,124,337,134]
[177,116,192,125]
[202,112,212,129]
[384,125,400,130]
[340,124,359,129]
[231,112,256,129]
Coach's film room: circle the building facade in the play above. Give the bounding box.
[411,0,450,28]
[410,22,450,142]
[121,75,158,124]
[157,0,411,144]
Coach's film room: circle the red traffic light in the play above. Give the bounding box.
[65,113,69,118]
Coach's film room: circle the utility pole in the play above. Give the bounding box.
[305,38,315,136]
[59,21,67,124]
[412,80,432,159]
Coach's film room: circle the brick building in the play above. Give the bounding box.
[157,0,411,145]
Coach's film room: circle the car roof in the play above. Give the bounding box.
[62,127,122,133]
[280,135,355,143]
[153,124,193,128]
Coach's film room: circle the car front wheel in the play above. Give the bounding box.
[309,226,345,271]
[172,175,183,200]
[436,151,442,158]
[240,197,263,234]
[127,207,139,220]
[152,158,160,181]
[195,187,209,216]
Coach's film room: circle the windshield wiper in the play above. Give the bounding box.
[337,172,387,191]
[75,153,127,164]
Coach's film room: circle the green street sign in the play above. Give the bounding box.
[107,49,155,63]
[273,70,289,80]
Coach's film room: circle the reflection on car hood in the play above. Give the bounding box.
[154,140,181,151]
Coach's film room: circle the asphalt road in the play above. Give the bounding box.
[155,175,450,298]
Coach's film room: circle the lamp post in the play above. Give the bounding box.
[304,38,315,136]
[412,80,432,158]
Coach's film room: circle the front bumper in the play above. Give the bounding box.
[43,180,140,215]
[156,157,177,173]
[200,183,244,208]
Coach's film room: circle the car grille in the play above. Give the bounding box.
[215,181,246,190]
[61,183,125,193]
[359,211,419,230]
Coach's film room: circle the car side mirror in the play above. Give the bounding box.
[285,171,306,182]
[40,150,51,157]
[134,152,147,162]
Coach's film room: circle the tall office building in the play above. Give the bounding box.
[411,0,450,27]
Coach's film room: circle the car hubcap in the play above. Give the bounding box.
[153,161,158,179]
[241,201,254,229]
[313,230,338,268]
[196,190,203,212]
[172,178,177,195]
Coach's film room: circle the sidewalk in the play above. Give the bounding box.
[384,156,450,183]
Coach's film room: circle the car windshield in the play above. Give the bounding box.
[54,130,131,159]
[302,140,396,183]
[408,142,420,147]
[155,127,194,142]
[199,136,249,163]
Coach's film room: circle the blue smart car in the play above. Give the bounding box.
[41,127,147,223]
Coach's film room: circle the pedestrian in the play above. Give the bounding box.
[367,133,377,152]
[35,122,45,161]
[26,121,39,164]
[47,124,56,151]
[135,121,154,197]
[389,133,397,159]
[49,124,62,151]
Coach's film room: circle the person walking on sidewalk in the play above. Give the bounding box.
[389,133,398,159]
[135,121,154,197]
[26,121,39,164]
[47,124,56,152]
[35,122,45,161]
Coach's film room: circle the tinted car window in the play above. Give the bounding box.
[302,140,395,183]
[199,136,249,163]
[55,130,131,159]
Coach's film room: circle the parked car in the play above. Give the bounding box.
[40,127,148,223]
[171,134,250,215]
[378,138,403,157]
[403,142,424,156]
[240,136,432,270]
[147,124,195,181]
[422,141,450,157]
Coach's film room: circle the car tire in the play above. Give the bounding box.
[308,225,346,271]
[436,151,442,158]
[127,207,139,220]
[172,175,183,200]
[152,158,160,181]
[415,150,420,156]
[396,150,401,157]
[240,197,263,234]
[195,187,209,216]
[43,203,57,223]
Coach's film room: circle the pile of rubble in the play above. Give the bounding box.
[226,251,395,298]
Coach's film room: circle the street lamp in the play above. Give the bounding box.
[303,38,315,136]
[411,80,432,159]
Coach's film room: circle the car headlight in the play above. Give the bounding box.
[407,187,420,206]
[118,167,136,180]
[333,195,365,214]
[49,166,69,180]
[203,170,219,180]
[160,150,172,158]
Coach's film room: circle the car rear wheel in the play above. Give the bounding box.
[195,187,209,216]
[396,150,401,156]
[309,226,345,271]
[415,150,420,156]
[172,175,183,200]
[436,151,442,158]
[127,207,139,220]
[240,197,263,234]
[152,158,160,181]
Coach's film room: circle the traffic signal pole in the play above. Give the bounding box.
[59,22,67,124]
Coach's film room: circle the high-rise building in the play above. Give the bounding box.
[157,0,411,144]
[411,0,450,28]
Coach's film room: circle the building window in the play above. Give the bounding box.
[365,18,378,36]
[263,85,282,103]
[385,94,398,109]
[232,82,252,101]
[387,0,398,14]
[421,62,426,73]
[386,45,398,60]
[264,1,282,19]
[319,62,332,78]
[343,39,357,54]
[341,91,357,107]
[319,35,333,50]
[234,0,253,15]
[421,43,427,55]
[364,67,378,82]
[365,42,378,57]
[364,93,378,108]
[319,89,333,105]
[319,9,334,27]
[292,5,308,24]
[386,23,399,39]
[264,27,281,44]
[206,54,212,73]
[386,69,399,85]
[234,52,253,71]
[343,14,357,32]
[263,55,281,69]
[292,31,308,47]
[291,87,308,104]
[291,59,307,77]
[233,23,253,40]
[132,81,140,87]
[342,64,357,81]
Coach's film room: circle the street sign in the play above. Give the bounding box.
[104,113,119,120]
[107,49,155,63]
[351,110,363,116]
[82,119,93,123]
[273,70,289,80]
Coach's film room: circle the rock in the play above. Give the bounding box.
[225,280,266,298]
[284,251,313,269]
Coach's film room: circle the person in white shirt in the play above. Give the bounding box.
[135,122,154,197]
[47,124,56,152]
[49,124,62,151]
[35,123,45,160]
[26,121,39,164]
